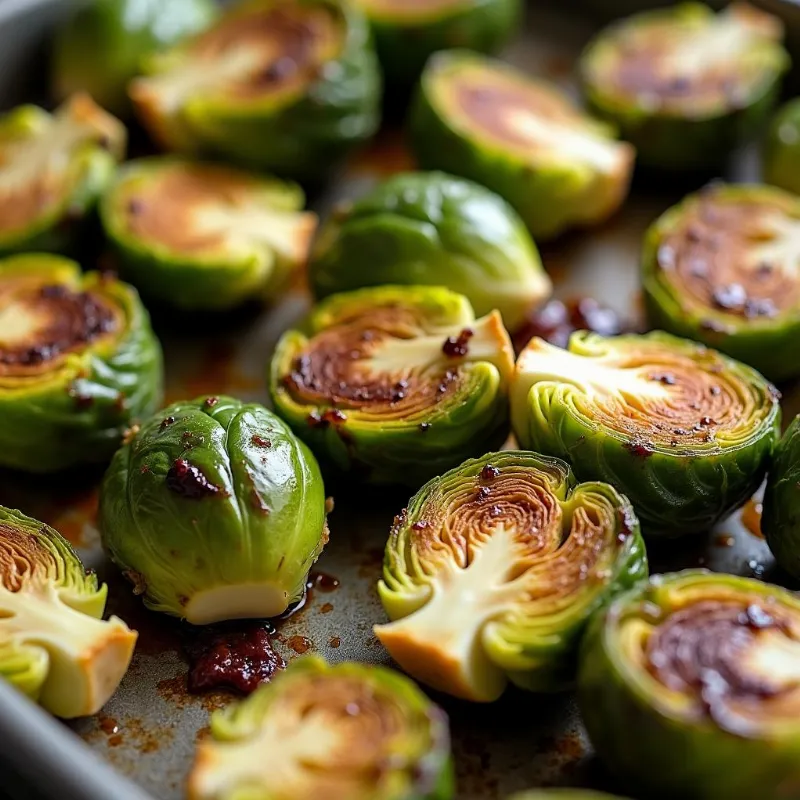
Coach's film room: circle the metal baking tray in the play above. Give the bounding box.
[0,2,796,799]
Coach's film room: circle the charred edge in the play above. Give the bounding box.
[166,459,226,500]
[251,435,272,448]
[479,464,500,482]
[442,328,474,358]
[307,408,347,429]
[624,438,655,458]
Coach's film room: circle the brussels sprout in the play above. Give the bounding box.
[129,0,381,180]
[0,94,125,256]
[579,570,800,800]
[409,50,635,241]
[375,450,647,702]
[52,0,217,118]
[270,285,515,487]
[309,171,551,332]
[0,506,136,718]
[764,98,800,195]
[352,0,521,92]
[643,183,800,383]
[511,331,780,537]
[101,157,317,311]
[0,253,162,473]
[188,655,453,800]
[100,396,328,624]
[580,3,789,171]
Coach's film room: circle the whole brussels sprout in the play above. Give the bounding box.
[0,506,136,718]
[0,94,125,257]
[352,0,521,92]
[580,3,789,170]
[269,285,515,487]
[643,183,800,383]
[511,331,780,537]
[51,0,217,117]
[309,171,551,332]
[129,0,381,180]
[0,253,162,473]
[409,50,635,241]
[763,415,800,579]
[100,157,317,311]
[99,396,328,624]
[580,570,800,800]
[188,655,454,800]
[764,98,800,195]
[375,451,647,702]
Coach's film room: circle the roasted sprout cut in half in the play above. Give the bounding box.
[270,286,515,487]
[51,0,217,117]
[580,570,800,800]
[309,171,551,332]
[375,451,647,702]
[130,0,381,179]
[764,98,800,196]
[581,3,789,170]
[188,656,453,800]
[0,506,136,719]
[0,253,162,473]
[643,183,800,382]
[511,331,780,537]
[100,396,328,624]
[352,0,521,91]
[409,50,635,241]
[0,93,125,256]
[101,157,317,310]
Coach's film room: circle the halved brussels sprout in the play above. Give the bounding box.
[52,0,217,117]
[375,451,647,702]
[99,395,328,624]
[763,415,800,580]
[580,3,789,170]
[643,183,800,383]
[0,506,136,718]
[764,98,800,196]
[409,50,635,241]
[580,570,800,800]
[188,655,454,800]
[511,331,780,537]
[101,157,317,311]
[0,94,125,256]
[309,171,551,332]
[269,285,515,487]
[129,0,381,179]
[352,0,521,91]
[0,253,162,473]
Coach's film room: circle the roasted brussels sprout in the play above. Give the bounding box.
[511,331,780,537]
[643,183,800,382]
[52,0,217,117]
[309,171,551,331]
[129,0,381,179]
[352,0,521,91]
[100,396,328,624]
[580,570,800,800]
[580,3,789,170]
[0,253,162,473]
[764,98,800,195]
[100,157,317,311]
[0,94,125,256]
[270,285,515,487]
[0,506,136,718]
[409,50,635,241]
[763,415,800,579]
[188,655,453,800]
[375,451,647,702]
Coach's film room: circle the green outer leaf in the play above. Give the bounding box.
[642,183,800,383]
[51,0,217,117]
[579,3,789,170]
[309,171,551,331]
[578,570,800,800]
[764,98,800,196]
[511,331,780,537]
[269,285,512,488]
[0,254,163,473]
[99,395,328,621]
[763,414,800,579]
